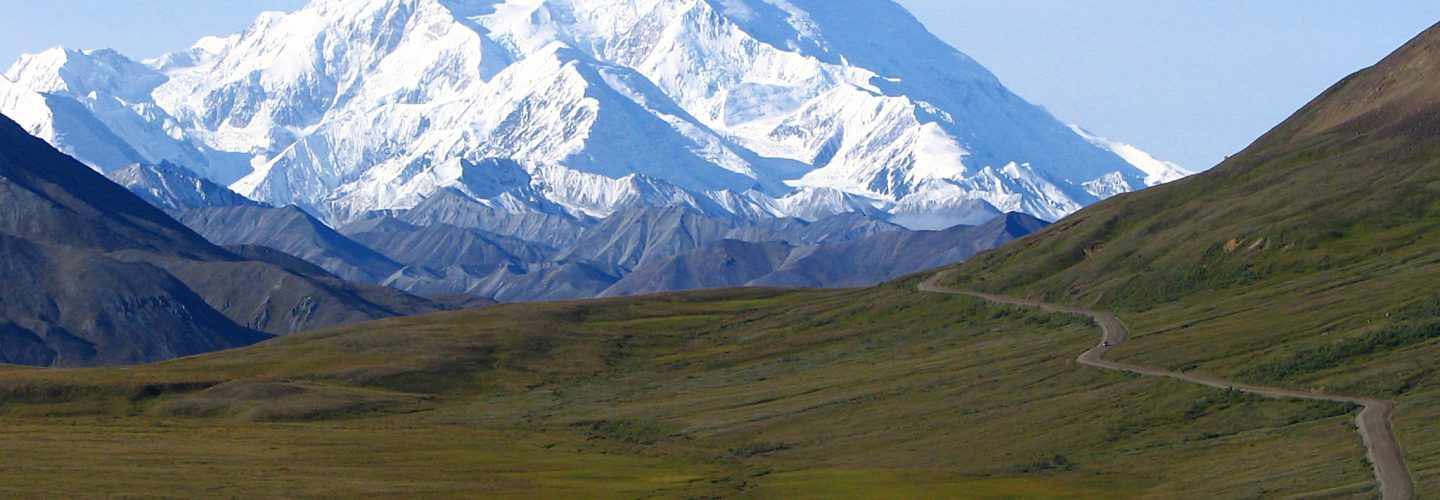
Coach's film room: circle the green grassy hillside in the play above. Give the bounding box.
[0,282,1370,497]
[942,22,1440,493]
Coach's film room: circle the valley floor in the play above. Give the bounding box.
[0,281,1379,497]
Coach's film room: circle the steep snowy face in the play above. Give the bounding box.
[0,0,1187,228]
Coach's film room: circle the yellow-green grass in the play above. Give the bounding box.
[1078,246,1440,496]
[940,178,1440,494]
[0,418,719,498]
[744,469,1130,499]
[0,284,1372,497]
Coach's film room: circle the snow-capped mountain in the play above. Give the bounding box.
[0,0,1188,229]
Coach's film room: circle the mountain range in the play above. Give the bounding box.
[0,0,1184,364]
[112,160,1045,301]
[0,102,1047,365]
[0,0,1186,232]
[0,112,448,366]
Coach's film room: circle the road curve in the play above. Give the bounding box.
[917,272,1415,500]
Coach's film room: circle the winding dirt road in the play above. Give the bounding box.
[918,273,1416,499]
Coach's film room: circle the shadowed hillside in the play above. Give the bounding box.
[0,112,446,365]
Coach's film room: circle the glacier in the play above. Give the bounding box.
[0,0,1190,229]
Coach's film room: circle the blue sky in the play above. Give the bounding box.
[898,0,1440,169]
[1,0,1437,170]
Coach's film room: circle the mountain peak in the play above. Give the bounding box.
[992,211,1050,236]
[1,0,1188,230]
[5,47,164,103]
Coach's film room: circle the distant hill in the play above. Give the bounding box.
[176,205,403,283]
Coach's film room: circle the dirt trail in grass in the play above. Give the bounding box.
[918,272,1416,500]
